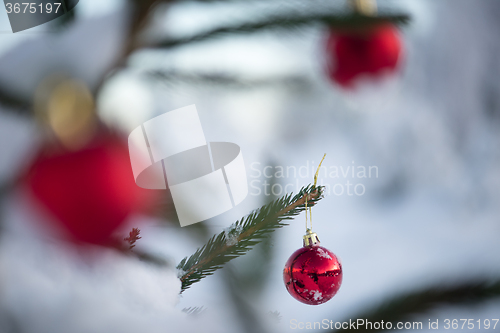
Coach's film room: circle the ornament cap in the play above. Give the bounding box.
[350,0,377,16]
[303,229,320,247]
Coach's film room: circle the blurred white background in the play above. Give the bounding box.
[1,0,500,332]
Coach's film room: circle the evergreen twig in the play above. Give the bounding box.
[147,70,311,89]
[181,306,206,316]
[177,184,324,292]
[152,13,410,49]
[329,279,500,332]
[124,227,142,250]
[0,87,30,113]
[0,9,410,112]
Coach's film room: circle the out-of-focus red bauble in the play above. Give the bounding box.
[326,23,403,88]
[24,134,140,245]
[283,234,342,305]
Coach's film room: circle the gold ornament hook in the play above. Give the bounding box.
[303,228,321,247]
[305,154,326,232]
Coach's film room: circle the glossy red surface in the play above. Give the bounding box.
[326,23,403,88]
[283,245,342,305]
[24,134,141,245]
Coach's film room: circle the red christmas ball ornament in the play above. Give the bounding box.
[283,229,342,305]
[24,133,141,245]
[326,23,403,88]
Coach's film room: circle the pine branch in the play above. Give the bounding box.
[177,184,324,292]
[329,279,500,332]
[0,86,30,115]
[268,310,282,323]
[147,70,311,89]
[152,13,410,49]
[181,306,206,316]
[0,7,410,112]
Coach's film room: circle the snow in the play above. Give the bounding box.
[316,247,332,260]
[224,224,243,246]
[310,290,323,301]
[0,196,180,333]
[0,192,236,333]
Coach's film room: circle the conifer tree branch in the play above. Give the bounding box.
[177,184,324,292]
[147,70,310,89]
[0,7,410,112]
[329,279,500,332]
[151,13,410,49]
[0,86,30,114]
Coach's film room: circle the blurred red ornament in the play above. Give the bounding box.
[283,230,342,305]
[24,133,141,245]
[326,23,403,88]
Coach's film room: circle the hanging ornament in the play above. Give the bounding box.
[283,230,343,305]
[283,155,343,305]
[23,77,143,245]
[24,132,141,245]
[325,0,403,88]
